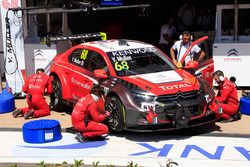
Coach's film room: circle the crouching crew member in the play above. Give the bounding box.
[71,84,110,142]
[209,70,240,122]
[12,68,53,119]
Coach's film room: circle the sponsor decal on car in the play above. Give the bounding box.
[141,102,155,111]
[80,49,88,60]
[159,83,192,90]
[137,71,182,84]
[71,77,91,89]
[111,47,156,57]
[111,56,132,63]
[71,56,85,66]
[109,47,156,62]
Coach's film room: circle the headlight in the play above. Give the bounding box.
[132,93,155,103]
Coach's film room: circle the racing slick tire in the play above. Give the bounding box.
[50,78,65,111]
[105,96,125,132]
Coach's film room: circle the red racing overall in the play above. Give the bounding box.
[210,78,239,120]
[71,94,109,139]
[21,73,53,118]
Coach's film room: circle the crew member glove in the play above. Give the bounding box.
[104,111,110,117]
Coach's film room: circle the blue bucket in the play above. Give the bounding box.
[22,119,62,143]
[240,96,250,115]
[0,89,15,114]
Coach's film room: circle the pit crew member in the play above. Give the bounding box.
[12,68,53,119]
[71,84,110,142]
[170,31,205,67]
[209,70,240,122]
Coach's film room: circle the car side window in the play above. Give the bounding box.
[84,51,108,73]
[68,48,86,68]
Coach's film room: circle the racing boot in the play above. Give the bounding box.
[24,109,34,119]
[220,117,234,123]
[12,109,23,118]
[231,111,242,121]
[75,132,88,143]
[88,134,109,141]
[66,127,78,134]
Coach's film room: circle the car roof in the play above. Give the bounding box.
[81,39,154,52]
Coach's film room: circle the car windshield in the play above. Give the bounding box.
[106,47,176,76]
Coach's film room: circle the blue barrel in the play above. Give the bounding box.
[0,89,15,114]
[22,119,62,143]
[240,96,250,115]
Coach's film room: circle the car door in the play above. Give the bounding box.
[194,37,214,87]
[67,48,92,102]
[182,36,214,87]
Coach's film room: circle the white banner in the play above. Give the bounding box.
[0,0,25,95]
[34,49,57,74]
[213,43,250,87]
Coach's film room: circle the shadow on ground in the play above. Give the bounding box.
[108,122,222,142]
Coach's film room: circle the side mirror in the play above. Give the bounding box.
[184,60,199,69]
[94,69,108,79]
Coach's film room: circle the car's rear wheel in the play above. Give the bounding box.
[105,96,125,132]
[50,78,64,111]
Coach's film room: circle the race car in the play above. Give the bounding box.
[49,34,216,132]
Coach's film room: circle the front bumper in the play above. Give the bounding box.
[125,94,216,132]
[125,111,216,132]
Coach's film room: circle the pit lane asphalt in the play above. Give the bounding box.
[0,96,249,137]
[0,96,250,167]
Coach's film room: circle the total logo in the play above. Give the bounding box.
[159,83,192,91]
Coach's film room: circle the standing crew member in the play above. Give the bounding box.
[12,68,53,119]
[71,84,110,142]
[209,70,240,122]
[159,16,176,56]
[170,31,205,67]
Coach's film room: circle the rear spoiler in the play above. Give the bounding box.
[46,32,107,46]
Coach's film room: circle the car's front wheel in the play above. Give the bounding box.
[105,96,125,132]
[50,78,64,111]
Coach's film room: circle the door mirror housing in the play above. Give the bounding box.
[184,60,199,69]
[94,69,108,79]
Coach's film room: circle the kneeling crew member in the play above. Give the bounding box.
[209,70,239,122]
[71,84,110,142]
[12,68,53,119]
